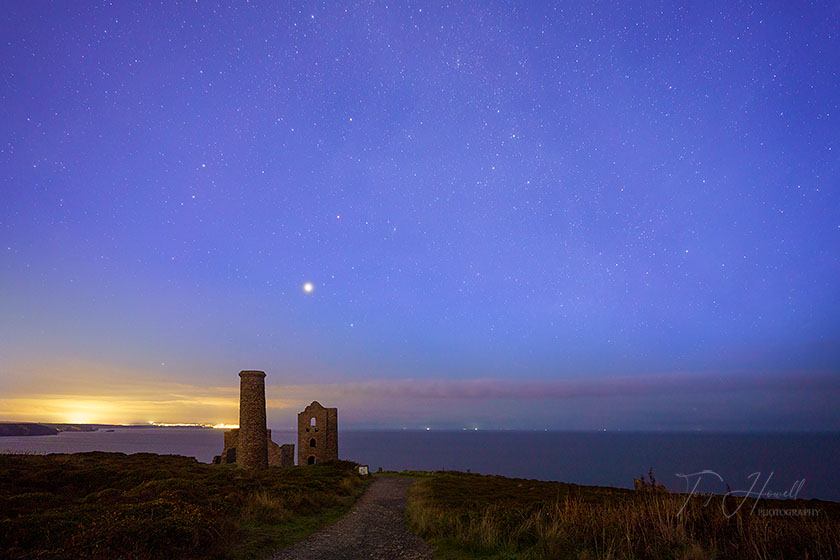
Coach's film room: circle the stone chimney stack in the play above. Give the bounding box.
[238,370,268,469]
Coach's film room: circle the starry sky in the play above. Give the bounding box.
[2,2,839,430]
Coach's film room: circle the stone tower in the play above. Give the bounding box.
[237,370,268,469]
[213,370,295,468]
[298,401,338,465]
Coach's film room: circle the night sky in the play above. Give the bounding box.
[2,2,838,430]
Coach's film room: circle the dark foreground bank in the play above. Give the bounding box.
[405,471,840,560]
[3,452,838,560]
[0,452,368,559]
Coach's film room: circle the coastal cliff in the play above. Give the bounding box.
[0,423,58,437]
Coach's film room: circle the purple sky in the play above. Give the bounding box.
[1,2,838,429]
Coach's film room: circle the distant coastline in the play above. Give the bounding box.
[0,422,225,437]
[0,423,58,437]
[0,422,100,437]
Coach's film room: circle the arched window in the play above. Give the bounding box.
[307,455,316,465]
[310,417,316,427]
[309,438,316,448]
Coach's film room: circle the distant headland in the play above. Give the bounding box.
[0,422,99,437]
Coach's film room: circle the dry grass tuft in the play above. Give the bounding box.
[243,490,291,524]
[406,472,840,560]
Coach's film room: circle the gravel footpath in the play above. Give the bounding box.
[268,476,434,560]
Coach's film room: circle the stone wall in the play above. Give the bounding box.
[279,443,295,467]
[214,428,294,468]
[297,401,338,465]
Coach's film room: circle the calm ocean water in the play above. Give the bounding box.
[2,428,837,501]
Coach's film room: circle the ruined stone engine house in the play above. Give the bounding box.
[213,370,338,468]
[298,401,338,465]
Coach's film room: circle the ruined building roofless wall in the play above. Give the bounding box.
[214,371,340,469]
[297,401,338,465]
[238,370,268,469]
[216,428,294,468]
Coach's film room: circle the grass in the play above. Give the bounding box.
[0,451,369,559]
[405,471,840,560]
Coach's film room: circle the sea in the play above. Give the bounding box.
[1,428,837,502]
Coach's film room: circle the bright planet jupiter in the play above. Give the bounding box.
[0,1,838,430]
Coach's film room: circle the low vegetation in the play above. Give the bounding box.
[405,471,840,560]
[0,451,368,559]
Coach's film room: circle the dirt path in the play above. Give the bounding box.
[268,476,434,560]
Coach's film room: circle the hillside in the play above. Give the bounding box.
[3,453,837,559]
[405,471,840,560]
[0,452,367,559]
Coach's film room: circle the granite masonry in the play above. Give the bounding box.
[237,370,269,469]
[298,401,338,465]
[213,370,295,468]
[213,371,338,468]
[215,428,294,467]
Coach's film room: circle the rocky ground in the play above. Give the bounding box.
[269,476,433,560]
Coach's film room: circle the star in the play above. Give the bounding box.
[302,282,314,294]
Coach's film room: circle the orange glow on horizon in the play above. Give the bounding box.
[146,422,240,429]
[0,395,241,426]
[0,381,302,426]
